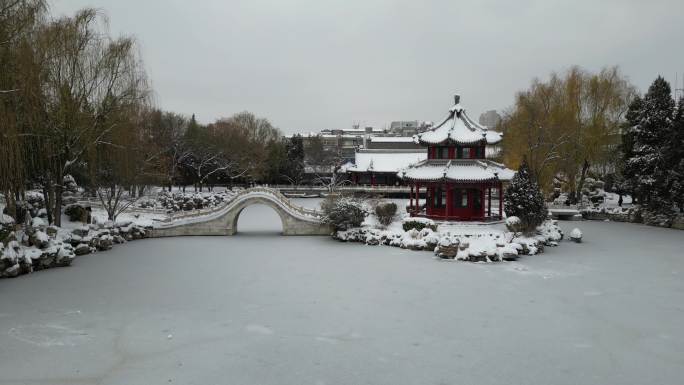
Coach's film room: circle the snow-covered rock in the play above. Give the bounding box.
[29,230,50,249]
[74,243,91,256]
[2,214,150,278]
[333,216,550,263]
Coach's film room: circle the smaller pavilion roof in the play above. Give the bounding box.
[399,159,515,183]
[415,95,503,146]
[344,149,427,174]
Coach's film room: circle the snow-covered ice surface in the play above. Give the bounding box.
[1,204,684,385]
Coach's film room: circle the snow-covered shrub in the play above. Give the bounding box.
[505,216,524,233]
[504,160,547,233]
[570,228,582,243]
[321,195,367,231]
[536,220,564,245]
[641,209,675,228]
[0,214,15,243]
[375,201,397,227]
[65,204,89,222]
[402,217,437,232]
[63,174,79,193]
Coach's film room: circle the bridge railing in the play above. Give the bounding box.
[245,187,322,217]
[157,187,322,224]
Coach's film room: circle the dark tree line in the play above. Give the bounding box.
[619,76,684,215]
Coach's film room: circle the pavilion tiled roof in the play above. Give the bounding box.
[415,95,503,146]
[399,159,515,183]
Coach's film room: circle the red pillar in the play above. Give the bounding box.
[487,185,492,218]
[409,184,414,215]
[446,183,453,219]
[425,184,430,216]
[417,183,421,214]
[498,182,503,219]
[480,186,485,219]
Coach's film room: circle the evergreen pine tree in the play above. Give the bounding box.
[625,76,675,212]
[504,159,547,233]
[620,95,643,202]
[668,98,684,212]
[284,134,305,185]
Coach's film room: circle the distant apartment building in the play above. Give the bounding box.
[287,126,379,164]
[288,121,427,170]
[365,136,422,150]
[478,110,502,129]
[389,121,419,136]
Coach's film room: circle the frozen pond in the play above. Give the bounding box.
[1,203,683,385]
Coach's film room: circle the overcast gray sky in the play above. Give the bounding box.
[51,0,684,133]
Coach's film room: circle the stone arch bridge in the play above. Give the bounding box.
[150,187,332,237]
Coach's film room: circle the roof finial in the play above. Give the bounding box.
[454,94,461,105]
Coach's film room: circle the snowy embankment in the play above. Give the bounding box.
[333,211,564,263]
[1,189,173,279]
[1,188,244,279]
[1,215,151,279]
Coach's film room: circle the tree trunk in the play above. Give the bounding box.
[575,159,590,206]
[43,185,53,225]
[54,182,62,227]
[3,189,15,219]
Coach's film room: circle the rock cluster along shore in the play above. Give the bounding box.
[333,219,564,263]
[581,206,684,230]
[0,217,150,279]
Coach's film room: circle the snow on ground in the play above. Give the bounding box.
[0,206,683,385]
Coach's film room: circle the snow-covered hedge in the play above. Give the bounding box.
[401,217,437,232]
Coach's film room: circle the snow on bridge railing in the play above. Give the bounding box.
[158,187,322,223]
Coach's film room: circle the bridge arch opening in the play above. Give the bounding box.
[232,202,286,235]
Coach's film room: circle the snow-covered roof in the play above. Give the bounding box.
[368,136,416,143]
[415,95,503,145]
[399,159,515,182]
[345,149,427,173]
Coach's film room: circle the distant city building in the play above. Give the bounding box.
[320,125,386,137]
[344,149,427,186]
[287,126,379,164]
[288,120,429,167]
[478,110,502,129]
[389,121,419,136]
[365,136,421,150]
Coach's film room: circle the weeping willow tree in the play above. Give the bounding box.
[501,66,636,202]
[0,0,47,219]
[33,9,149,225]
[90,105,146,221]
